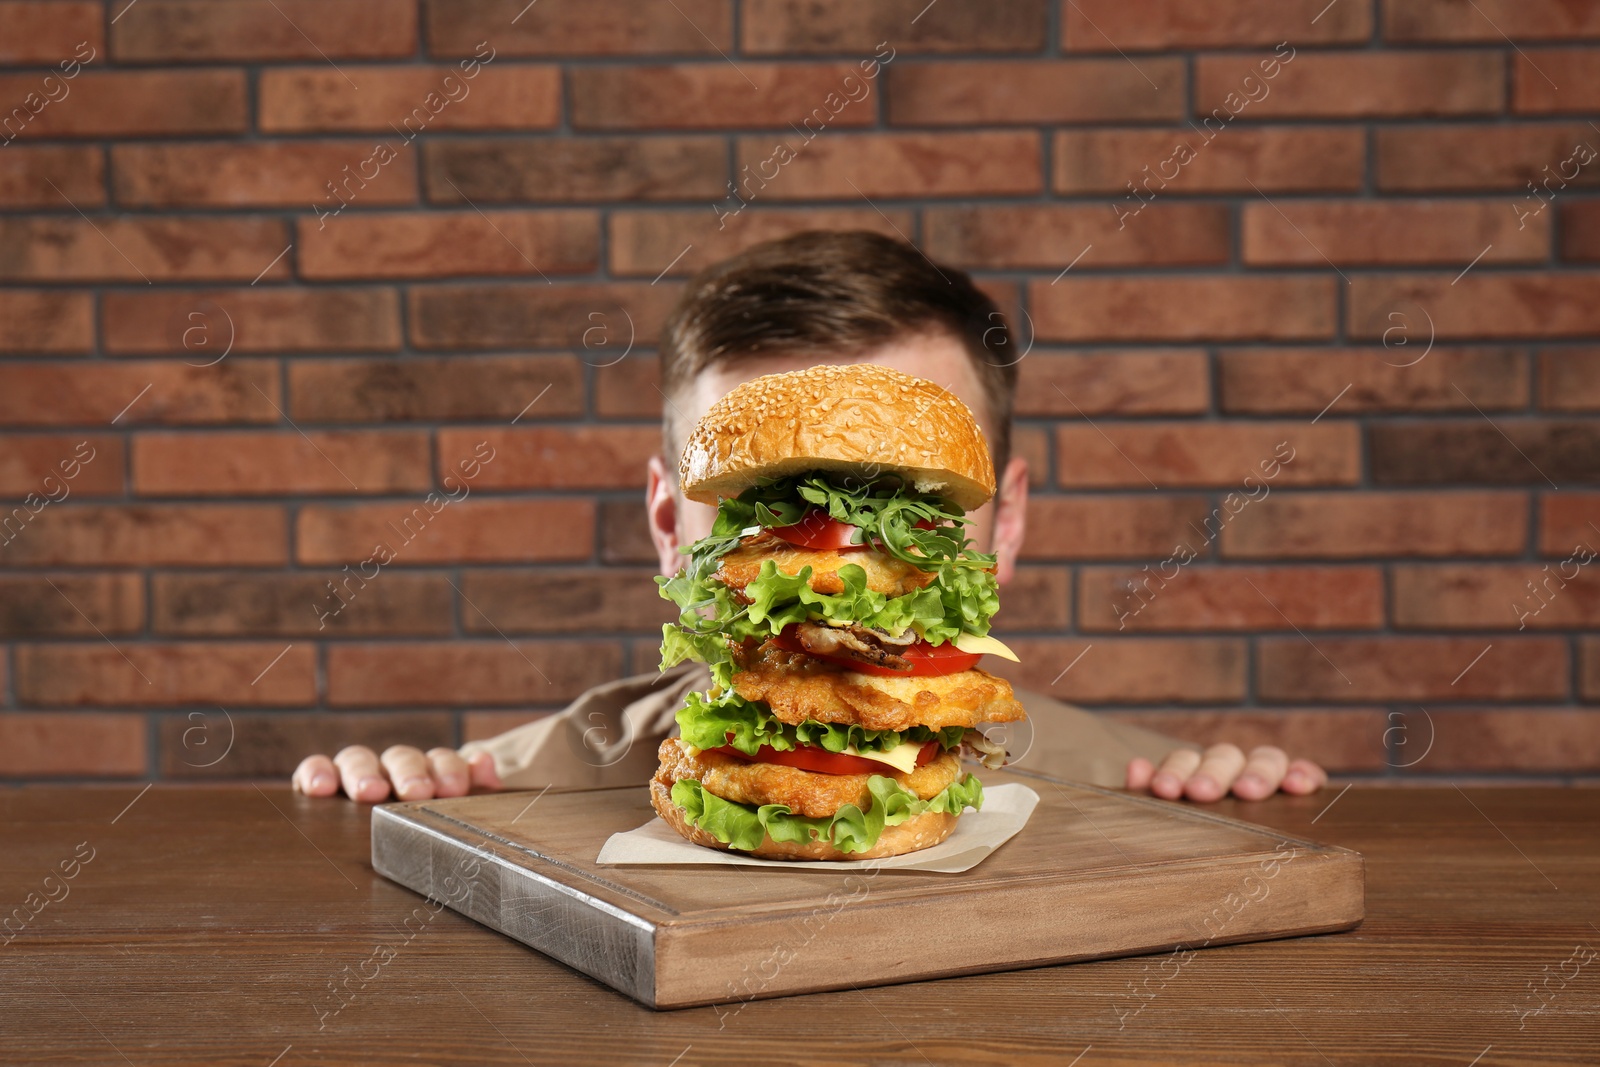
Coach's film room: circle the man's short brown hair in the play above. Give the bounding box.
[658,230,1019,481]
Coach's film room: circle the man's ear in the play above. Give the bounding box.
[991,455,1029,586]
[645,454,682,577]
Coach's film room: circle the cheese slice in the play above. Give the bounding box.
[840,737,926,774]
[952,632,1020,662]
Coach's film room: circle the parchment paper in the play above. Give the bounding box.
[595,782,1038,873]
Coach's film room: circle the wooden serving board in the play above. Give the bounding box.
[371,767,1364,1010]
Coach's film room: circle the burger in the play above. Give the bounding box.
[648,363,1026,861]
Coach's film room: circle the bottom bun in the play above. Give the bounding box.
[649,778,959,862]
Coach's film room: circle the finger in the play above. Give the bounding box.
[1231,746,1290,802]
[1185,743,1246,803]
[333,746,389,803]
[380,745,434,801]
[1125,757,1156,793]
[1150,749,1202,800]
[466,751,503,793]
[426,748,470,798]
[292,754,339,797]
[1281,758,1328,796]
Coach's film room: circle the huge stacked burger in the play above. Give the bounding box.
[649,363,1026,861]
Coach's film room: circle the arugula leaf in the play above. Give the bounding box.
[670,772,985,855]
[676,686,968,757]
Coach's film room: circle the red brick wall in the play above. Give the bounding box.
[1,0,1596,785]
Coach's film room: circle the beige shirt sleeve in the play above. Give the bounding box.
[458,667,1196,792]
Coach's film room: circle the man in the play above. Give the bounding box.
[293,232,1327,806]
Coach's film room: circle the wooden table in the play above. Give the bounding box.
[2,783,1596,1066]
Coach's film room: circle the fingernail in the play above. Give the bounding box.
[1152,773,1179,794]
[357,775,385,797]
[440,774,465,792]
[397,776,429,797]
[1285,771,1305,787]
[311,772,335,793]
[1237,774,1264,793]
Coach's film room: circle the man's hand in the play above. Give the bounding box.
[1125,744,1327,802]
[292,745,502,802]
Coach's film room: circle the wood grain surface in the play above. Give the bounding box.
[1,782,1595,1066]
[370,771,1364,1008]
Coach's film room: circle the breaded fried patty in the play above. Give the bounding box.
[731,645,1026,732]
[654,738,961,819]
[714,532,938,599]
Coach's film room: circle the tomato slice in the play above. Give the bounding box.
[768,510,864,552]
[771,624,983,676]
[710,737,945,776]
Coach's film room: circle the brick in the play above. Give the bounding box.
[408,282,680,350]
[600,498,658,565]
[1010,354,1210,418]
[425,137,723,203]
[735,131,1040,199]
[1349,274,1600,340]
[0,714,146,778]
[298,210,597,280]
[459,569,674,634]
[1031,277,1336,343]
[0,434,123,498]
[572,63,877,131]
[152,572,454,637]
[296,499,594,565]
[133,431,433,497]
[463,710,559,743]
[327,641,622,706]
[1064,0,1369,49]
[989,566,1071,632]
[1585,637,1600,699]
[1385,1,1600,42]
[1539,351,1600,410]
[610,208,915,279]
[15,642,316,707]
[158,711,452,780]
[1057,423,1356,489]
[0,291,92,354]
[743,0,1046,53]
[112,0,414,60]
[1540,494,1600,555]
[1514,49,1600,113]
[0,360,281,426]
[1196,51,1503,120]
[0,504,286,567]
[1054,128,1365,195]
[1258,636,1567,703]
[0,2,101,63]
[1421,709,1600,772]
[428,0,730,57]
[1561,201,1600,261]
[0,71,244,140]
[1019,495,1216,561]
[1393,564,1600,631]
[261,65,558,134]
[594,358,663,418]
[1376,124,1600,191]
[1080,564,1383,633]
[1222,491,1527,559]
[1105,709,1389,772]
[888,58,1183,125]
[1242,200,1546,267]
[1218,349,1529,414]
[0,145,103,207]
[289,355,585,423]
[104,288,400,354]
[1011,424,1052,491]
[989,638,1246,704]
[0,574,143,638]
[0,217,290,283]
[926,204,1229,269]
[440,427,657,490]
[113,142,416,208]
[1370,421,1600,486]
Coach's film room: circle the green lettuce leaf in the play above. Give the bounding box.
[670,772,984,855]
[676,687,967,757]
